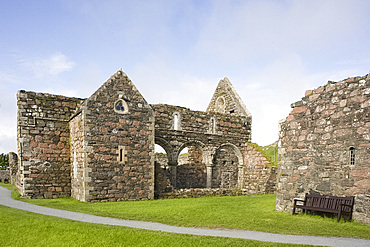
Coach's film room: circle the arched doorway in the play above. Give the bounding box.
[212,144,243,188]
[154,143,173,198]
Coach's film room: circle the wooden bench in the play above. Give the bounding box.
[292,193,355,222]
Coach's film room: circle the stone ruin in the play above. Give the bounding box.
[12,70,276,202]
[277,73,370,225]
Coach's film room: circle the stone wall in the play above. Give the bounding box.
[177,147,206,189]
[8,152,18,186]
[152,104,251,139]
[17,90,83,198]
[0,170,10,181]
[158,188,251,199]
[242,145,276,194]
[276,74,370,225]
[154,143,276,197]
[212,146,239,188]
[70,71,155,202]
[207,77,252,118]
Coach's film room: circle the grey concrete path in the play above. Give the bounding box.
[0,186,369,247]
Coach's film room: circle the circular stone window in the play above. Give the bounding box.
[114,99,129,114]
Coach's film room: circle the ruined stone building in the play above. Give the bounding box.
[276,74,370,224]
[12,70,275,202]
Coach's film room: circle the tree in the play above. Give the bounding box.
[0,153,9,170]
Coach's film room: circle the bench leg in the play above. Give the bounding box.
[337,212,341,222]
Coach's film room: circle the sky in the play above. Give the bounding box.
[0,0,370,154]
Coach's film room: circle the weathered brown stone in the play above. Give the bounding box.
[16,71,272,204]
[277,73,370,225]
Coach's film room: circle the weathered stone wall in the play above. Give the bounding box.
[154,161,173,198]
[242,145,276,194]
[0,170,10,181]
[177,147,207,189]
[8,152,18,186]
[152,104,251,139]
[277,74,370,225]
[17,90,83,198]
[158,188,251,199]
[212,146,239,188]
[207,77,252,118]
[72,71,155,202]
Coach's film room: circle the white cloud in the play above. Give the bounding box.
[20,53,75,78]
[194,0,367,63]
[129,57,218,111]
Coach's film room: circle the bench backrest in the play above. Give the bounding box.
[304,193,354,212]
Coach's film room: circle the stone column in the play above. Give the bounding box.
[237,165,244,189]
[203,147,216,189]
[168,161,178,189]
[206,165,213,188]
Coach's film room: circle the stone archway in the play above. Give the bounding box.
[176,141,207,189]
[212,143,243,189]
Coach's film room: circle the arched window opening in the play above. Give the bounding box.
[173,113,180,130]
[349,147,355,166]
[215,97,225,114]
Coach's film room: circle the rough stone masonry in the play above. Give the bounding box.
[277,73,370,225]
[13,70,276,202]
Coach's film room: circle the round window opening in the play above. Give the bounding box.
[114,99,129,114]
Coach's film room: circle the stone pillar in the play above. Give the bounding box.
[203,147,216,189]
[168,161,178,189]
[206,165,213,188]
[237,165,244,189]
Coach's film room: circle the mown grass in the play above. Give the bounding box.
[0,205,310,247]
[1,183,369,240]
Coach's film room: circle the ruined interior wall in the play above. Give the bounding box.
[81,71,155,202]
[277,75,370,225]
[17,90,83,198]
[69,113,86,201]
[152,104,251,139]
[9,152,19,188]
[177,147,206,189]
[0,170,10,181]
[212,147,239,188]
[154,161,172,197]
[242,144,276,194]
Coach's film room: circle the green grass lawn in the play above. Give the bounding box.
[1,182,369,240]
[0,205,311,247]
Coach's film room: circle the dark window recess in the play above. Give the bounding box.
[119,149,123,162]
[350,147,355,165]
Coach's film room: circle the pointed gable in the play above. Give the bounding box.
[71,70,155,202]
[206,77,251,118]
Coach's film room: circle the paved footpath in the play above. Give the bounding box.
[1,187,369,247]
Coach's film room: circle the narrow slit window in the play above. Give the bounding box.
[349,147,355,166]
[173,113,180,130]
[210,117,216,134]
[118,146,125,164]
